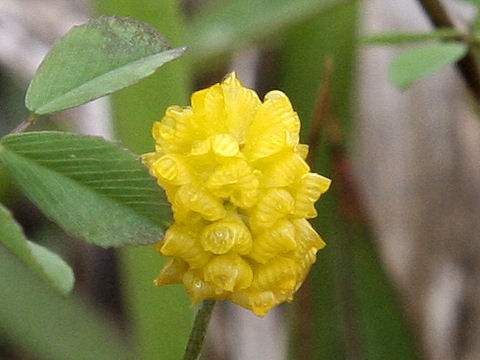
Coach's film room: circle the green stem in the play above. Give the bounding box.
[10,113,39,134]
[182,299,216,360]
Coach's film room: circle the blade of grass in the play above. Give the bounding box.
[279,1,419,359]
[278,3,358,358]
[350,221,419,359]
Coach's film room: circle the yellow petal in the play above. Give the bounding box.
[141,151,160,169]
[293,173,331,218]
[193,83,228,134]
[152,118,174,143]
[221,73,261,142]
[221,72,242,87]
[249,219,297,263]
[211,134,240,157]
[153,106,197,153]
[295,144,309,160]
[231,181,258,208]
[293,218,326,251]
[190,138,211,155]
[155,258,188,286]
[252,256,298,292]
[250,188,295,229]
[243,129,288,161]
[204,253,253,292]
[293,247,318,291]
[243,90,301,161]
[248,90,299,139]
[207,158,259,208]
[175,184,226,221]
[150,154,191,185]
[261,152,310,187]
[183,269,227,303]
[201,217,252,255]
[244,290,279,317]
[160,224,211,269]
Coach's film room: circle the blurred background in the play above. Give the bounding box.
[1,0,480,359]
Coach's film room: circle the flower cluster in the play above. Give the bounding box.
[142,73,330,316]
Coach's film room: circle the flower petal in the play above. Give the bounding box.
[204,253,253,292]
[211,134,240,157]
[175,184,226,221]
[250,188,295,229]
[207,159,259,208]
[154,258,188,286]
[253,256,299,292]
[293,218,326,251]
[293,173,331,218]
[248,219,297,263]
[260,152,310,187]
[149,154,191,185]
[160,224,211,269]
[221,73,261,142]
[200,217,252,255]
[183,269,227,304]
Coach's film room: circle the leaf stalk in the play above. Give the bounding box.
[10,113,39,134]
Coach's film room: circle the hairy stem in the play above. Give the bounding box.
[182,299,215,360]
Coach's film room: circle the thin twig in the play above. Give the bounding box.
[418,0,480,101]
[183,299,216,360]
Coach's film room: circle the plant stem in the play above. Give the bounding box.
[182,299,215,360]
[10,113,39,134]
[418,0,480,101]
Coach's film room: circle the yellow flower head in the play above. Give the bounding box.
[143,73,330,316]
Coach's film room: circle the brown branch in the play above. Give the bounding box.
[418,0,480,101]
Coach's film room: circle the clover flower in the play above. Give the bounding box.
[142,73,331,316]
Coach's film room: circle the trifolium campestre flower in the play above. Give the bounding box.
[143,73,330,316]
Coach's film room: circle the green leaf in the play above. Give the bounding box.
[0,131,168,247]
[25,16,186,115]
[0,203,74,295]
[187,0,350,66]
[390,43,468,89]
[362,29,462,45]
